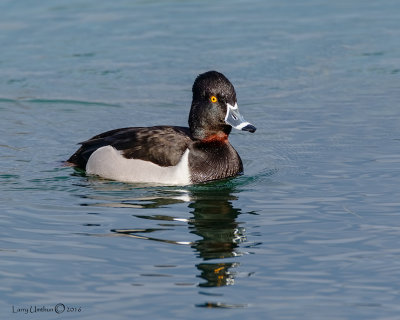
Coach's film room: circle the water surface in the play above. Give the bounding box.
[1,0,400,319]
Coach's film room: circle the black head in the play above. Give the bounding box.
[189,71,256,140]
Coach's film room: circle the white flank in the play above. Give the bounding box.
[86,146,191,185]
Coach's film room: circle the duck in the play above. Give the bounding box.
[67,71,256,185]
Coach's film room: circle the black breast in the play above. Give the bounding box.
[188,141,243,183]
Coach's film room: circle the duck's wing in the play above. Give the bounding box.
[68,126,192,169]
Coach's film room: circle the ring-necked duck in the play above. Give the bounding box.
[68,71,256,185]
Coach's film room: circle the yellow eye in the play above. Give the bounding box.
[210,96,218,103]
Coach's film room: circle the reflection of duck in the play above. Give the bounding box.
[109,181,245,287]
[189,184,243,260]
[188,183,245,287]
[197,262,239,287]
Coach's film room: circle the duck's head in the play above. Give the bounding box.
[189,71,256,141]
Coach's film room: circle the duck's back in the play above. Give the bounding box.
[68,126,192,169]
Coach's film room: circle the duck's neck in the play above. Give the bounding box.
[200,132,228,143]
[190,125,232,141]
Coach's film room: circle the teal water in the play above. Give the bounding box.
[1,0,400,319]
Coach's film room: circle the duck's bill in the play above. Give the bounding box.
[225,103,256,133]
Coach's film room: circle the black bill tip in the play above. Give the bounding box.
[242,124,257,133]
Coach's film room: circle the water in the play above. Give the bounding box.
[1,0,400,319]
